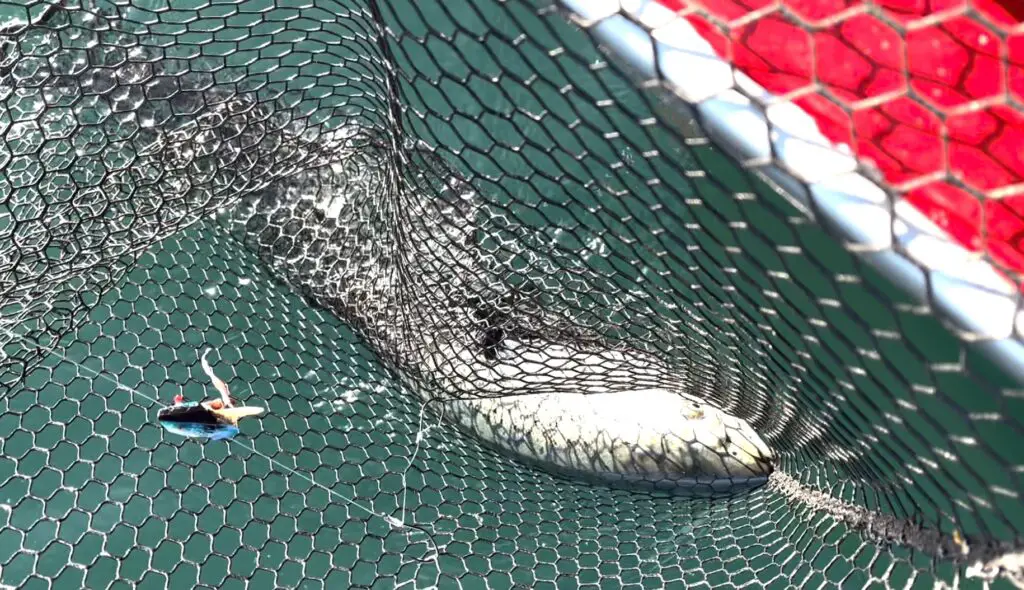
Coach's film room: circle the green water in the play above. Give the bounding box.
[0,0,1020,588]
[0,222,787,590]
[383,0,1021,534]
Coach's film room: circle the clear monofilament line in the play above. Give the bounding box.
[0,327,442,566]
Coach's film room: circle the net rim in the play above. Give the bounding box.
[558,0,1024,383]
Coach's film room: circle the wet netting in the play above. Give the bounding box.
[1,0,1023,588]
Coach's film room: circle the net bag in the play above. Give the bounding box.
[0,1,1022,589]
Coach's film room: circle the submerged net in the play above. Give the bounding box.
[1,0,1022,588]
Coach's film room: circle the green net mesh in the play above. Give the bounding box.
[1,1,1022,588]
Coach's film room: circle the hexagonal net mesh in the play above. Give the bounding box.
[0,0,1022,589]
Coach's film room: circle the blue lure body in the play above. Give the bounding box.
[158,401,240,441]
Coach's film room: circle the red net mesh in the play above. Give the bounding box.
[657,0,1024,279]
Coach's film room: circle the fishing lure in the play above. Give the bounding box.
[158,348,266,440]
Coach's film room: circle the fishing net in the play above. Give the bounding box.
[1,0,1022,588]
